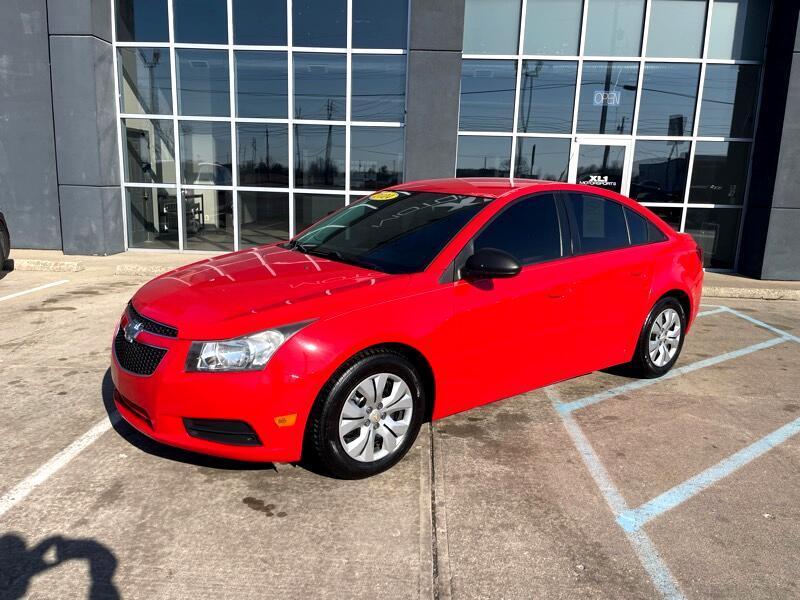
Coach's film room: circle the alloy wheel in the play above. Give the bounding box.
[338,373,413,463]
[648,307,681,367]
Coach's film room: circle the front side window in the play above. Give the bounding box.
[566,193,630,254]
[474,193,563,265]
[291,192,493,274]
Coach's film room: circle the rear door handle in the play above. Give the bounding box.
[630,270,644,278]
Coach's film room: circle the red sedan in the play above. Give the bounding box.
[111,178,703,478]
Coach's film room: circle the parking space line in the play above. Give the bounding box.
[555,336,788,415]
[546,388,686,600]
[0,279,69,303]
[0,416,116,520]
[722,307,800,343]
[696,307,727,317]
[617,416,800,532]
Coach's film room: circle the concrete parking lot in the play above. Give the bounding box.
[1,263,799,599]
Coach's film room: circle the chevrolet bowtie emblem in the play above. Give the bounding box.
[124,318,145,343]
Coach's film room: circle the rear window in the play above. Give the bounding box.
[566,193,629,254]
[625,207,649,245]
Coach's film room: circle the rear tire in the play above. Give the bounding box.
[629,297,686,379]
[304,349,424,479]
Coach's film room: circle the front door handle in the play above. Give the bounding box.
[630,270,644,278]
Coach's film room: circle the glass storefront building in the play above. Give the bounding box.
[456,0,769,269]
[4,0,800,278]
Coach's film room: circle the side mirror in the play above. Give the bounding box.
[461,248,521,280]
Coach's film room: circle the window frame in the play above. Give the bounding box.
[450,191,572,282]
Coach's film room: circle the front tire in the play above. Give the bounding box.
[630,297,686,378]
[304,349,424,479]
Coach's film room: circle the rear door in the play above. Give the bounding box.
[562,192,655,371]
[445,192,580,415]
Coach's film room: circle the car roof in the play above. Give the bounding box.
[389,177,571,198]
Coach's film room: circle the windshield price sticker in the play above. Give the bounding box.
[370,191,400,201]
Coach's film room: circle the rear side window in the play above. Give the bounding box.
[625,206,669,245]
[625,207,649,245]
[566,193,629,254]
[474,193,562,265]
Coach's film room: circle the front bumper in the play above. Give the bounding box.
[110,317,313,463]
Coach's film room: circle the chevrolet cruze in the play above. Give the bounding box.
[111,178,703,478]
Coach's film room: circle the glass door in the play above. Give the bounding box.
[568,137,633,195]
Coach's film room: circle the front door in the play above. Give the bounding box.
[569,138,633,195]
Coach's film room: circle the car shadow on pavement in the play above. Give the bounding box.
[101,369,277,472]
[0,532,119,600]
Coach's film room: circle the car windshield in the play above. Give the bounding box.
[287,191,493,274]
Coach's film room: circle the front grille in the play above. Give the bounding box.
[114,327,167,376]
[184,418,262,446]
[128,303,178,338]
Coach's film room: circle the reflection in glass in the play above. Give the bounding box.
[351,55,406,122]
[515,137,570,181]
[685,208,741,268]
[126,187,179,249]
[646,206,682,231]
[523,0,583,55]
[118,48,172,115]
[350,127,404,191]
[293,0,346,48]
[463,0,521,54]
[233,0,287,45]
[294,125,346,189]
[116,0,169,42]
[173,0,228,44]
[575,144,626,192]
[176,50,230,117]
[456,136,511,177]
[353,0,408,49]
[235,51,288,118]
[646,0,706,58]
[459,60,516,132]
[295,194,346,233]
[689,141,750,205]
[577,62,639,134]
[518,61,577,133]
[584,0,645,56]
[239,192,290,247]
[708,0,770,60]
[179,121,232,185]
[123,118,175,184]
[237,124,289,187]
[294,53,346,120]
[182,189,234,251]
[637,63,699,136]
[630,141,691,203]
[698,64,760,138]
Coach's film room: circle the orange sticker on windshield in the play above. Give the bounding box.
[369,191,399,201]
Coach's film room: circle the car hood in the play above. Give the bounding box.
[131,244,406,340]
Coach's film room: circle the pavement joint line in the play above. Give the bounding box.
[0,279,69,303]
[617,416,800,532]
[0,416,117,520]
[554,336,788,415]
[545,387,686,600]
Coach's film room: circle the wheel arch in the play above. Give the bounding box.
[656,288,692,325]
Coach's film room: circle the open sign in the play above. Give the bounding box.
[593,90,621,106]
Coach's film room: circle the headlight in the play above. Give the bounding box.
[185,320,314,372]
